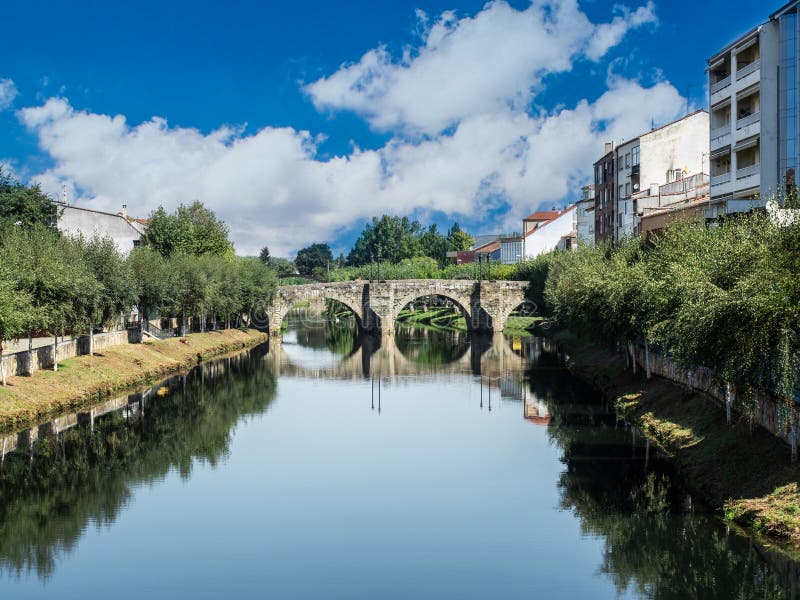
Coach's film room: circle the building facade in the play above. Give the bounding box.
[614,110,709,239]
[57,204,148,253]
[575,184,595,245]
[499,236,524,264]
[705,2,800,216]
[523,206,576,259]
[593,147,615,243]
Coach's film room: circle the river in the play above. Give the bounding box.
[0,317,798,598]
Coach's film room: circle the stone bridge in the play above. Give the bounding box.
[267,280,528,335]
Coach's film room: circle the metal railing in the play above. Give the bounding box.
[736,163,760,179]
[711,126,730,144]
[710,76,731,94]
[710,172,731,186]
[737,112,760,129]
[736,59,760,80]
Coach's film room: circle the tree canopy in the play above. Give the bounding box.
[143,201,233,257]
[0,168,60,231]
[295,243,333,278]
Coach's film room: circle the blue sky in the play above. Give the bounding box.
[0,0,772,256]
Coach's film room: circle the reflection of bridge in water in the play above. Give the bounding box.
[269,332,532,381]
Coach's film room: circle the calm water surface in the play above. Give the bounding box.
[0,319,797,599]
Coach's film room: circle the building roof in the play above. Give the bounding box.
[640,195,711,220]
[470,234,500,249]
[474,240,500,253]
[523,205,576,237]
[523,210,560,222]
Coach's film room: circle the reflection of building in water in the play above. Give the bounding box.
[524,392,551,426]
[500,374,524,401]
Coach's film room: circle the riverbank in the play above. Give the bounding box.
[0,329,267,433]
[550,329,800,551]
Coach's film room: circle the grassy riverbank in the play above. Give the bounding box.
[0,329,267,433]
[551,329,800,551]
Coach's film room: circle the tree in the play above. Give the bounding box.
[0,258,34,386]
[295,243,333,278]
[346,215,424,265]
[128,247,170,330]
[81,235,137,354]
[165,254,210,335]
[143,201,233,257]
[447,223,474,252]
[419,224,448,265]
[0,168,60,230]
[268,257,296,276]
[259,246,271,264]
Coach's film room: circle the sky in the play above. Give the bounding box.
[0,0,771,257]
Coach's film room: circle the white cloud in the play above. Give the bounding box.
[0,78,18,111]
[305,0,658,134]
[15,1,685,257]
[18,75,684,256]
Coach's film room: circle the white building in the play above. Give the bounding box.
[614,111,710,239]
[575,184,595,246]
[522,206,576,259]
[499,236,524,264]
[705,2,800,217]
[57,204,148,253]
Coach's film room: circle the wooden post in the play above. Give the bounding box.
[629,342,637,374]
[644,335,651,380]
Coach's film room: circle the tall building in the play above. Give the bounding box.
[593,146,616,243]
[707,1,800,216]
[575,184,595,246]
[615,111,709,239]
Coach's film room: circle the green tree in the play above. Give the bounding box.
[0,169,60,230]
[347,215,424,265]
[295,243,333,278]
[81,235,137,354]
[143,201,233,257]
[128,247,170,330]
[447,223,474,252]
[259,246,271,264]
[419,224,448,265]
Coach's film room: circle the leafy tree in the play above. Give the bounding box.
[259,246,271,264]
[347,215,424,265]
[268,257,296,276]
[143,201,233,257]
[447,223,475,252]
[128,247,170,328]
[0,255,35,385]
[81,235,137,354]
[0,168,60,230]
[295,243,333,278]
[419,224,448,265]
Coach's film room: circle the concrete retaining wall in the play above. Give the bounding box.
[632,343,799,447]
[2,329,138,377]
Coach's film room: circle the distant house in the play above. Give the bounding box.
[522,211,561,236]
[57,203,148,253]
[499,236,524,264]
[522,206,576,259]
[576,184,595,246]
[447,236,501,264]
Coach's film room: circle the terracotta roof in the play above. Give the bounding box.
[524,206,576,237]
[523,210,560,222]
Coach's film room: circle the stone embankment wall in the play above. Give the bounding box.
[3,330,137,377]
[631,343,799,449]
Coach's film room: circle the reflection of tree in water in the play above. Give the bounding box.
[0,351,276,580]
[529,344,793,599]
[286,314,359,357]
[395,327,470,366]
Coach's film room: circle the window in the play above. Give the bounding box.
[632,146,640,165]
[625,153,631,168]
[618,158,623,172]
[625,183,631,196]
[618,185,624,199]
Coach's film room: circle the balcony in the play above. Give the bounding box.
[736,163,760,179]
[711,125,731,146]
[711,172,731,186]
[736,111,760,129]
[710,76,731,94]
[736,59,760,81]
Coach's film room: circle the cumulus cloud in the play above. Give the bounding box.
[0,78,18,111]
[19,76,684,256]
[15,1,685,256]
[305,0,659,134]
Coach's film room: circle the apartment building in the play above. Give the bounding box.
[705,1,800,216]
[614,111,709,239]
[593,147,616,243]
[575,184,595,245]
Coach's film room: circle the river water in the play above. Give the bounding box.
[0,319,798,599]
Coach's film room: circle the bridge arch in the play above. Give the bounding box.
[392,289,474,332]
[268,285,366,335]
